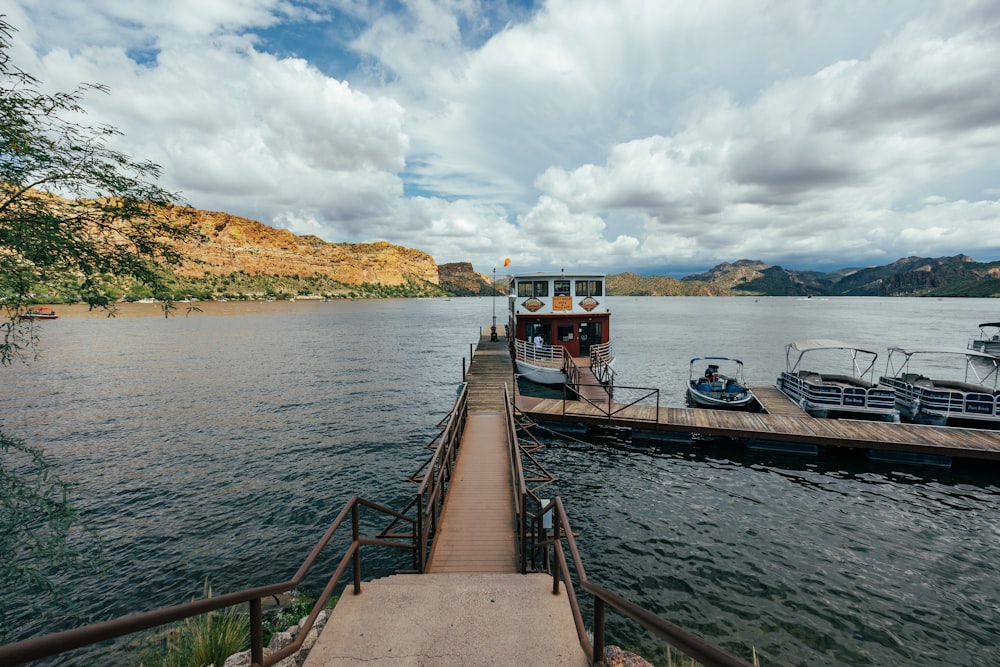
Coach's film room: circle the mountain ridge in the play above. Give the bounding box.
[20,196,1000,299]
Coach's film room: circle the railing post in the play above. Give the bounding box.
[593,597,606,666]
[521,492,529,574]
[551,505,561,595]
[250,598,264,666]
[416,494,424,572]
[352,502,362,594]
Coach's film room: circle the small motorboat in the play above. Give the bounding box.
[19,307,58,320]
[686,356,755,410]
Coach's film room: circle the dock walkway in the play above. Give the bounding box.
[516,385,1000,461]
[304,328,587,666]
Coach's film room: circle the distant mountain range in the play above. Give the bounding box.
[22,196,1000,299]
[608,257,1000,298]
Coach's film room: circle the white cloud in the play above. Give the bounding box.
[7,0,1000,275]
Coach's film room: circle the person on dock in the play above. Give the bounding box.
[534,333,544,348]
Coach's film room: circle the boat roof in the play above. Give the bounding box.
[689,356,743,365]
[977,322,1000,328]
[785,339,880,356]
[888,345,1000,361]
[511,272,606,279]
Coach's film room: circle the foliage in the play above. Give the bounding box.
[0,18,199,363]
[260,592,338,647]
[154,270,451,300]
[133,591,338,667]
[0,430,104,640]
[138,583,248,667]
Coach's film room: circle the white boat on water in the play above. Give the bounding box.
[508,272,614,385]
[686,356,755,410]
[879,346,1000,427]
[968,322,1000,355]
[776,339,899,421]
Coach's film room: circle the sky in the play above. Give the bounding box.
[6,0,1000,276]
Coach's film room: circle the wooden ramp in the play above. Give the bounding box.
[426,327,518,573]
[465,328,514,412]
[425,412,517,573]
[571,362,611,403]
[750,384,808,417]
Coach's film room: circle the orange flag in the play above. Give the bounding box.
[503,257,511,267]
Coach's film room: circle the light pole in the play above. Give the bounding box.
[490,267,498,341]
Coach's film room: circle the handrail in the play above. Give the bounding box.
[590,339,616,386]
[504,383,529,573]
[0,496,416,667]
[513,338,567,368]
[395,383,469,572]
[562,381,661,422]
[540,498,756,667]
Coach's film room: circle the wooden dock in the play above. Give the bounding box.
[516,385,1000,461]
[425,328,518,573]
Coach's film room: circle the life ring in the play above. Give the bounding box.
[580,334,588,342]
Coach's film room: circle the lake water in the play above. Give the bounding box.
[2,296,999,666]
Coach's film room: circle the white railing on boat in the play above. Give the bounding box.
[778,371,897,414]
[514,339,567,368]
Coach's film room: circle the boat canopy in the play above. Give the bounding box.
[977,322,1000,328]
[689,356,744,365]
[887,345,1000,360]
[885,346,1000,387]
[785,339,880,356]
[784,339,881,377]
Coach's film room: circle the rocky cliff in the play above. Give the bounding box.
[163,205,440,287]
[437,262,499,296]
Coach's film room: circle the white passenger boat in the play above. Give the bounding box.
[968,322,1000,355]
[686,357,755,410]
[776,339,898,421]
[879,346,1000,427]
[508,272,613,385]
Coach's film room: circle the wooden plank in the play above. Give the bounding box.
[517,393,1000,461]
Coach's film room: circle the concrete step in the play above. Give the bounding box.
[302,573,588,666]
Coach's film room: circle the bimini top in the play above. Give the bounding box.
[977,322,1000,328]
[887,345,1000,361]
[785,339,880,356]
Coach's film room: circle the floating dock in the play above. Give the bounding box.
[516,383,1000,462]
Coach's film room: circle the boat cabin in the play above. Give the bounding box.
[508,272,610,358]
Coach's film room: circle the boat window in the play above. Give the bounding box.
[575,280,603,296]
[557,324,574,341]
[554,280,570,296]
[517,280,552,297]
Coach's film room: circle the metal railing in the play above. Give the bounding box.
[400,382,469,571]
[537,497,756,667]
[589,339,616,385]
[0,496,416,667]
[513,338,568,369]
[505,385,754,666]
[561,380,661,423]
